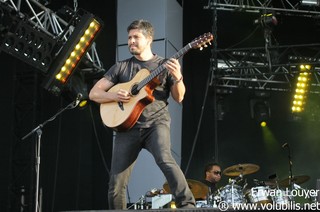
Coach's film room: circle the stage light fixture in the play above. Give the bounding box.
[253,13,278,28]
[250,99,271,126]
[291,64,311,113]
[42,12,103,96]
[0,3,58,73]
[261,121,267,127]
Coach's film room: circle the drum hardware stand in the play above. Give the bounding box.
[210,194,219,208]
[131,195,149,210]
[229,174,243,205]
[207,188,219,208]
[21,94,83,212]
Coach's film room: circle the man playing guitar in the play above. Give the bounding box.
[89,19,196,209]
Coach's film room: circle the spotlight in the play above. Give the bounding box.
[260,121,267,127]
[253,13,278,28]
[42,12,103,96]
[250,99,271,125]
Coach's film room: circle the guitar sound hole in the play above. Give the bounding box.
[131,84,139,96]
[118,102,124,111]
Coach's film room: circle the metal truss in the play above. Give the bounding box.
[204,0,320,94]
[203,0,320,17]
[2,0,104,74]
[211,43,320,93]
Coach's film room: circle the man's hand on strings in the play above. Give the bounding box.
[116,89,131,102]
[165,58,182,81]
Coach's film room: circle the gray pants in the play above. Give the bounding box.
[108,124,195,209]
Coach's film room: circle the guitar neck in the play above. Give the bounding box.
[136,43,192,91]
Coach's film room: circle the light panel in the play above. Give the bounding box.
[291,65,311,113]
[42,13,103,95]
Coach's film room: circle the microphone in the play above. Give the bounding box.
[74,93,83,107]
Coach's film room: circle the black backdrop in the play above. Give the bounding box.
[1,0,320,211]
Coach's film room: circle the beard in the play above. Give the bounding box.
[129,49,139,55]
[129,45,141,55]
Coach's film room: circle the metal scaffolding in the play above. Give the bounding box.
[204,0,320,93]
[212,44,320,93]
[204,0,320,17]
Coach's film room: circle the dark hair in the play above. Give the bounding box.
[204,162,220,178]
[127,19,154,39]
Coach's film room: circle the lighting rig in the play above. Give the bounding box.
[203,0,320,95]
[1,1,105,211]
[0,0,104,97]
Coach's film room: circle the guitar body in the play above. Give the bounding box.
[100,69,159,131]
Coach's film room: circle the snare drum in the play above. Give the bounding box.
[218,184,245,205]
[245,186,272,205]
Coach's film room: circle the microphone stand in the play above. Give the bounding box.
[229,174,243,205]
[284,144,293,191]
[288,146,293,190]
[21,98,80,212]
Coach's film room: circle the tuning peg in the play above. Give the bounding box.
[200,46,203,51]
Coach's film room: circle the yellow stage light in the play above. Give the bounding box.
[250,98,271,125]
[43,13,103,95]
[291,64,311,113]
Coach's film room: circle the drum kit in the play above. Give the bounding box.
[163,163,312,208]
[133,163,312,209]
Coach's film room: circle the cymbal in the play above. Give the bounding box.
[278,175,310,187]
[222,163,260,177]
[163,179,208,199]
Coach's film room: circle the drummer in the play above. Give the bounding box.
[200,162,222,199]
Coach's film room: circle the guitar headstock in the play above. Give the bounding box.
[190,32,214,50]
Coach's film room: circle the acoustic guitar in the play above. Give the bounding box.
[100,32,214,131]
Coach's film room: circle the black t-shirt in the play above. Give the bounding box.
[201,179,217,195]
[104,55,176,129]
